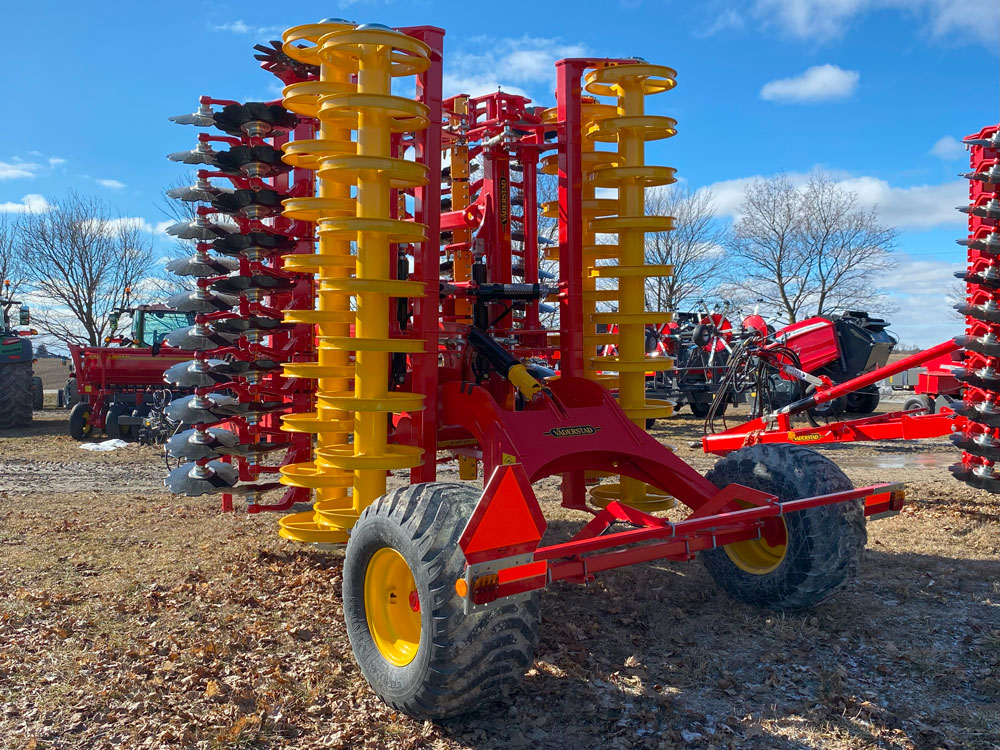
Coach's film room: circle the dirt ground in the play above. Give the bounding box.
[1,404,998,750]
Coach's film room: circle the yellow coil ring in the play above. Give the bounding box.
[589,483,675,511]
[282,310,357,326]
[316,28,431,78]
[319,336,424,353]
[282,256,357,274]
[316,443,424,471]
[590,165,677,189]
[318,93,430,133]
[282,81,358,118]
[317,155,428,189]
[280,413,354,434]
[281,196,356,222]
[584,63,678,96]
[278,511,350,544]
[318,392,424,412]
[587,115,678,142]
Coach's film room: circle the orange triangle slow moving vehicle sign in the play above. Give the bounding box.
[459,464,548,565]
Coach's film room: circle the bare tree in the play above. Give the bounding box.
[644,186,728,312]
[727,174,898,323]
[153,174,198,295]
[0,214,27,298]
[17,192,155,347]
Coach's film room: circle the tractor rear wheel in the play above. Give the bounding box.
[701,444,866,611]
[343,482,540,719]
[105,403,133,441]
[69,403,93,440]
[0,361,33,428]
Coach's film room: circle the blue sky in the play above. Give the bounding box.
[0,0,996,346]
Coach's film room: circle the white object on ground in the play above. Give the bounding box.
[80,439,130,452]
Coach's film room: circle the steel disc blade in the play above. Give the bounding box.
[950,463,1000,494]
[166,427,240,460]
[956,302,1000,325]
[211,274,294,294]
[165,324,237,349]
[953,400,1000,428]
[167,147,217,165]
[166,183,233,202]
[166,460,238,496]
[169,107,215,127]
[167,290,238,314]
[957,269,1000,290]
[951,432,1000,461]
[165,254,239,277]
[539,303,557,313]
[164,393,240,425]
[956,334,1000,358]
[211,316,284,335]
[953,366,1000,390]
[210,359,279,375]
[164,359,231,387]
[165,218,235,241]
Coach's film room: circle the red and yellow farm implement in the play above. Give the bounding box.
[158,19,909,718]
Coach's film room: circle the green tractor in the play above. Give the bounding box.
[0,281,41,429]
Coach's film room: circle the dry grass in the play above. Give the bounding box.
[0,409,997,749]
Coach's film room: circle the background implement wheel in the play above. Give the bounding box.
[31,375,43,410]
[343,482,540,719]
[105,402,133,441]
[701,444,867,611]
[845,384,880,414]
[69,403,93,440]
[0,361,33,428]
[903,394,934,414]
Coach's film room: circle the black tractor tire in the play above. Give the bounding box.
[845,385,880,414]
[105,402,133,441]
[343,482,540,720]
[701,444,867,611]
[903,394,934,414]
[69,402,93,440]
[0,361,33,429]
[31,376,43,410]
[688,398,728,419]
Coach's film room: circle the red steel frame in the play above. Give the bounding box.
[445,59,903,607]
[701,340,963,455]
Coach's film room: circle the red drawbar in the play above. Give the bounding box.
[459,464,548,564]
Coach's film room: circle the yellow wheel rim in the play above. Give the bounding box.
[725,518,788,575]
[82,409,92,436]
[364,548,421,666]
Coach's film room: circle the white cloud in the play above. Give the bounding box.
[211,20,285,36]
[878,257,965,347]
[699,169,966,230]
[760,64,859,103]
[444,35,587,98]
[82,217,168,237]
[0,160,43,180]
[96,178,126,190]
[751,0,1000,46]
[0,194,50,213]
[929,136,966,160]
[0,155,68,180]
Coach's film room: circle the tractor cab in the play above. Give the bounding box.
[107,305,195,348]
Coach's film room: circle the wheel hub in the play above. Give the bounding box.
[364,547,421,666]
